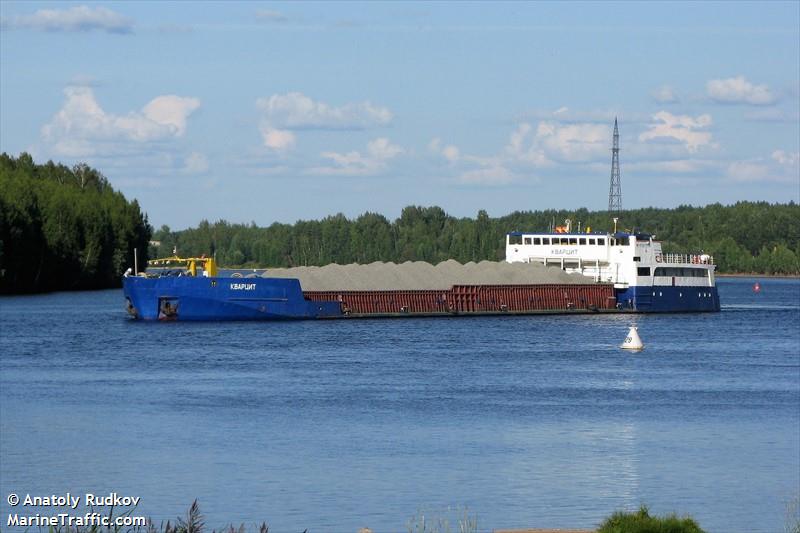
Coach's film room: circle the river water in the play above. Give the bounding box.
[1,277,798,533]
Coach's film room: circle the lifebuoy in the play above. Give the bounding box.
[655,254,662,263]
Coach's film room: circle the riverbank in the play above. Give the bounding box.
[716,272,799,278]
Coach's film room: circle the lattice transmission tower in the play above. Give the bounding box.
[608,118,622,213]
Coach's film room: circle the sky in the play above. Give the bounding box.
[1,1,799,230]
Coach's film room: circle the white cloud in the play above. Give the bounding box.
[442,145,460,163]
[260,126,296,151]
[8,5,133,34]
[428,137,460,162]
[143,95,201,136]
[256,92,392,130]
[507,123,532,158]
[528,122,611,165]
[638,111,714,153]
[507,121,609,164]
[310,138,403,176]
[725,152,799,183]
[772,150,799,166]
[726,161,769,182]
[367,137,403,160]
[41,86,200,156]
[431,119,609,187]
[707,76,777,105]
[182,152,209,174]
[652,85,679,104]
[436,112,724,188]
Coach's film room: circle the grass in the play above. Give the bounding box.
[29,497,800,533]
[786,493,800,533]
[597,505,705,533]
[32,500,278,533]
[153,501,275,533]
[405,506,478,533]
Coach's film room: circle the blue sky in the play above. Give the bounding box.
[1,1,798,229]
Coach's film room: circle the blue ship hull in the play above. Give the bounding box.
[616,285,720,313]
[124,275,720,320]
[123,276,342,321]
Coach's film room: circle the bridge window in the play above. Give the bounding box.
[633,256,641,262]
[560,237,569,245]
[524,237,532,245]
[637,267,651,276]
[617,237,630,246]
[597,238,605,245]
[509,235,522,245]
[534,238,541,245]
[579,238,586,245]
[569,238,577,245]
[589,238,596,245]
[654,267,707,277]
[542,237,550,245]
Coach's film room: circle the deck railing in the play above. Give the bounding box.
[659,253,714,265]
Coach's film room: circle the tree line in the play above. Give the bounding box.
[0,153,152,294]
[1,151,796,296]
[153,202,800,275]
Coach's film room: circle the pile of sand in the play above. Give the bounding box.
[259,259,588,291]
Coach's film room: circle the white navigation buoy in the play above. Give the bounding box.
[621,326,644,350]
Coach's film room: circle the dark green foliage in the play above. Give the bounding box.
[157,202,799,274]
[598,505,706,533]
[0,153,152,294]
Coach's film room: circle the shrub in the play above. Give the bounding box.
[597,504,705,533]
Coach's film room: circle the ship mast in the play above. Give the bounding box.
[608,118,621,213]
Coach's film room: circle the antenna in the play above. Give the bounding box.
[608,118,621,213]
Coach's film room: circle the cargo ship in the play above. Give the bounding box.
[122,219,720,321]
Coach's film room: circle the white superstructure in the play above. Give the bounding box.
[505,230,716,289]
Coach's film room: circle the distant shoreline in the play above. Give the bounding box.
[717,273,800,279]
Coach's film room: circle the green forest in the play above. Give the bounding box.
[152,202,800,275]
[0,153,152,294]
[1,152,798,295]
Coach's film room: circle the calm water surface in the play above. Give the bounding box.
[1,277,798,533]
